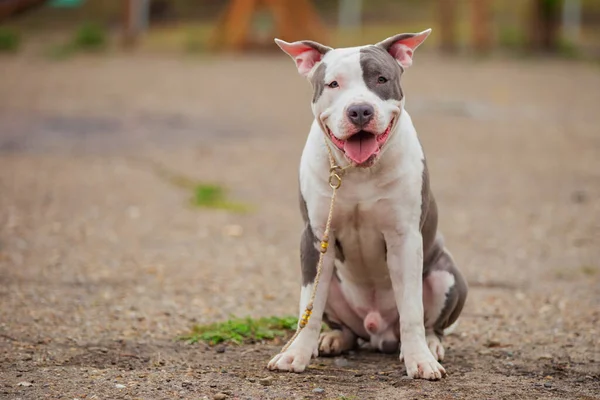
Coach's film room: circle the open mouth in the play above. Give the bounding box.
[327,118,395,166]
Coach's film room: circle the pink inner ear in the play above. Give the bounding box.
[278,41,323,77]
[295,50,322,76]
[389,43,414,68]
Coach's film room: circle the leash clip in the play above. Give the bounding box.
[329,165,344,189]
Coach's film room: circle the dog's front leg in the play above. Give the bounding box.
[267,233,335,373]
[385,229,447,380]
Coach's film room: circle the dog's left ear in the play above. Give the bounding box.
[376,29,431,69]
[274,39,332,77]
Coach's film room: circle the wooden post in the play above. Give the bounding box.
[528,0,561,53]
[470,0,492,54]
[209,0,327,52]
[438,0,458,53]
[122,0,149,48]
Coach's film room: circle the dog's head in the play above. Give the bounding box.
[275,30,430,167]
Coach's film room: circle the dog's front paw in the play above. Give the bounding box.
[401,346,447,380]
[267,346,314,373]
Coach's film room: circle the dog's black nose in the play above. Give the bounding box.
[347,103,374,128]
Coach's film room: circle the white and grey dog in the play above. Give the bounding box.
[268,29,467,380]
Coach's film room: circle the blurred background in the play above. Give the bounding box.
[0,1,599,398]
[1,0,600,55]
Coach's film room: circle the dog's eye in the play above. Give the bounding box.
[377,76,388,84]
[328,81,339,88]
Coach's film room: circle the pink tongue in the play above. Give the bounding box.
[343,134,379,164]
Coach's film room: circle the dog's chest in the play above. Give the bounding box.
[333,199,390,285]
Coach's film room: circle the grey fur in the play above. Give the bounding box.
[420,158,439,272]
[310,62,327,103]
[359,46,404,101]
[420,158,468,336]
[429,250,468,338]
[300,192,319,285]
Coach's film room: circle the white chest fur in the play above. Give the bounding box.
[299,111,425,319]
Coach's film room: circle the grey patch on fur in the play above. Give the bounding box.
[430,249,468,338]
[359,46,403,101]
[300,192,319,285]
[310,62,327,103]
[419,158,439,273]
[422,235,468,337]
[335,239,345,263]
[419,157,468,334]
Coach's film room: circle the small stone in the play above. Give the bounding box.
[571,190,587,204]
[537,354,553,360]
[334,357,349,367]
[258,377,273,386]
[215,346,226,354]
[115,384,126,389]
[312,388,325,394]
[17,381,33,387]
[246,377,256,383]
[485,340,501,348]
[223,225,243,238]
[544,383,552,388]
[127,206,141,219]
[214,393,228,400]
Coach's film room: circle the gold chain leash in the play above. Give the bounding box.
[279,140,352,354]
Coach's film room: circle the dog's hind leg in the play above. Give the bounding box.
[422,238,468,361]
[319,318,356,356]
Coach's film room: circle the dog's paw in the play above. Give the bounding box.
[426,334,445,361]
[318,330,344,356]
[401,347,447,380]
[267,347,313,373]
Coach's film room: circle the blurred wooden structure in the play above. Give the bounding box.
[438,0,493,54]
[437,0,575,54]
[208,0,327,51]
[0,0,46,21]
[122,0,149,48]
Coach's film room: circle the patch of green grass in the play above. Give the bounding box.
[72,22,107,51]
[580,265,598,276]
[180,316,298,345]
[0,28,21,53]
[190,183,249,212]
[46,22,107,60]
[148,161,251,213]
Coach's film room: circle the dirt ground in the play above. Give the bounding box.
[0,52,599,399]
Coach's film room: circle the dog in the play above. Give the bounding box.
[268,29,468,380]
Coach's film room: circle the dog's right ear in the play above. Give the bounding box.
[274,39,332,78]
